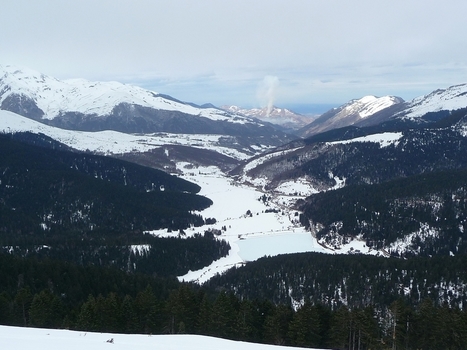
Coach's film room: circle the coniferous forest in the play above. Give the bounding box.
[2,253,467,349]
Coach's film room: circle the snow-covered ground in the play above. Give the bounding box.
[0,110,256,160]
[0,325,324,350]
[148,164,326,283]
[329,131,403,148]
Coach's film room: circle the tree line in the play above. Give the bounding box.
[2,252,467,349]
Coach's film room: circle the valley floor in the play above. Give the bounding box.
[147,164,376,283]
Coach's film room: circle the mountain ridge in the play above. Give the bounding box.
[298,95,405,137]
[0,65,295,151]
[221,104,315,131]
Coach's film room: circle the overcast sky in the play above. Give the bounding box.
[2,0,467,112]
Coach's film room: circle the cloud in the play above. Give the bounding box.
[1,0,467,110]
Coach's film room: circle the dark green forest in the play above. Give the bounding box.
[0,133,230,277]
[0,133,210,235]
[298,168,467,256]
[207,253,467,310]
[1,253,467,350]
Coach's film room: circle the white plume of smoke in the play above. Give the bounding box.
[257,75,279,117]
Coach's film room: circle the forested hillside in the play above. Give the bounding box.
[0,133,209,235]
[2,253,467,350]
[207,252,467,309]
[240,108,467,193]
[0,133,230,277]
[298,168,467,256]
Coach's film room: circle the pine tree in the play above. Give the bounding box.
[14,287,33,326]
[210,291,238,339]
[77,295,97,331]
[0,292,12,325]
[121,294,139,333]
[288,302,321,347]
[329,305,351,349]
[29,289,64,328]
[263,304,293,345]
[196,293,211,335]
[134,286,160,334]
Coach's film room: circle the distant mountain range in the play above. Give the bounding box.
[220,105,315,132]
[0,65,295,155]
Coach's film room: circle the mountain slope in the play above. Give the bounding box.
[231,108,467,256]
[299,168,467,256]
[207,252,467,309]
[0,65,295,147]
[221,105,314,131]
[0,133,212,235]
[298,95,404,137]
[393,83,467,120]
[0,109,245,174]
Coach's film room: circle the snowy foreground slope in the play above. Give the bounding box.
[0,325,324,350]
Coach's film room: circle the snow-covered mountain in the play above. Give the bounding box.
[299,84,467,138]
[221,105,314,131]
[0,64,294,146]
[394,83,467,120]
[0,64,248,123]
[298,95,404,137]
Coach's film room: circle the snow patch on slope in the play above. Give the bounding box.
[388,222,440,256]
[339,95,403,119]
[329,132,403,148]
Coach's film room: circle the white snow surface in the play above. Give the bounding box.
[356,95,402,118]
[402,83,467,119]
[337,95,402,119]
[329,132,403,148]
[0,110,253,160]
[0,64,252,124]
[0,325,323,350]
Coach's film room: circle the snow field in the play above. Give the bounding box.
[0,325,324,350]
[0,110,254,160]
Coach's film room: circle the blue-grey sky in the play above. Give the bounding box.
[2,0,467,112]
